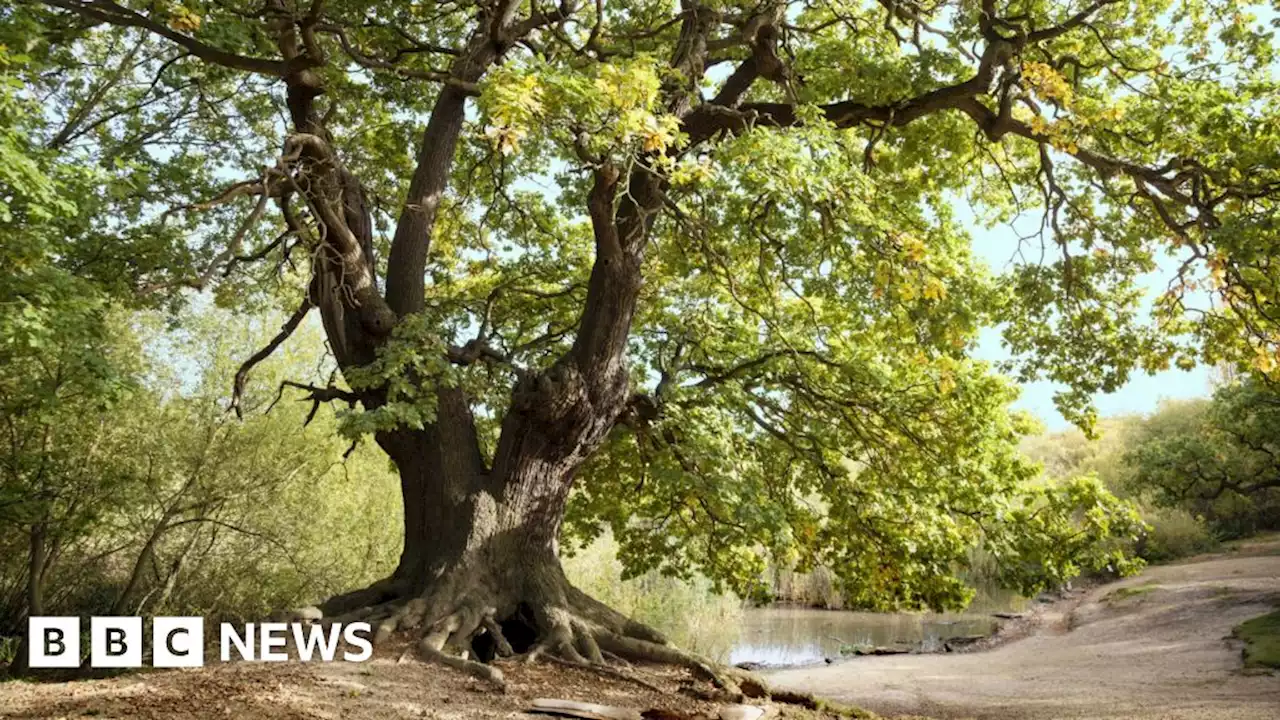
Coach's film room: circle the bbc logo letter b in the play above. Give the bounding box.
[91,616,143,668]
[29,617,80,668]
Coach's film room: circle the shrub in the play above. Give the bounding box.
[1134,506,1218,563]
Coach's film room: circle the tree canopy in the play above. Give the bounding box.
[1126,379,1280,537]
[3,0,1279,627]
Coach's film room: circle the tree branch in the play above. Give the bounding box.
[40,0,315,78]
[384,0,541,316]
[230,298,314,418]
[266,380,360,426]
[321,24,480,93]
[683,37,1011,143]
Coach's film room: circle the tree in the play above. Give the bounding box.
[9,0,1278,683]
[1126,381,1280,538]
[0,303,402,669]
[0,37,146,672]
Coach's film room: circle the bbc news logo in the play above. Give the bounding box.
[28,617,372,668]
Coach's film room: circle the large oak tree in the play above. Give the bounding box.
[6,0,1278,683]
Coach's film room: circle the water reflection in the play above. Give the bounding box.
[727,606,1011,667]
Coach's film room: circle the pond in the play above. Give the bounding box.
[726,588,1030,667]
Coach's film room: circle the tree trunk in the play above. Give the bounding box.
[11,523,49,676]
[110,510,175,615]
[318,383,602,623]
[309,375,736,689]
[26,523,46,619]
[150,527,201,614]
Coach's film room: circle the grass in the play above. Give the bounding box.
[1233,609,1280,671]
[562,534,743,661]
[1105,582,1161,604]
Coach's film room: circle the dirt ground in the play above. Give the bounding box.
[0,638,865,720]
[767,537,1280,720]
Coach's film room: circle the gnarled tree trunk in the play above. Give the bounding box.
[310,362,720,682]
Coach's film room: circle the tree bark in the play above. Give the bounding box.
[306,369,743,689]
[11,523,49,676]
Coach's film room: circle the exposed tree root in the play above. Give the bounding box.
[317,576,401,617]
[541,654,665,693]
[419,644,506,687]
[305,569,768,700]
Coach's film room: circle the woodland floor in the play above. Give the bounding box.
[767,535,1280,720]
[0,636,881,720]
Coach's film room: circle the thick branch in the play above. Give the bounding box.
[41,0,314,78]
[687,0,1130,143]
[447,339,528,380]
[384,0,529,316]
[707,6,789,107]
[684,38,1011,143]
[565,1,716,399]
[951,97,1228,235]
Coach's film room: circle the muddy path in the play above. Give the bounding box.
[766,539,1280,719]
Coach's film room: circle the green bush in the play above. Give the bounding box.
[1134,506,1218,563]
[563,535,742,660]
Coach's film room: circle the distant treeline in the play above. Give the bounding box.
[1022,378,1280,562]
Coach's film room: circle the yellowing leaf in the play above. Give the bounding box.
[939,371,956,395]
[923,276,947,301]
[901,236,927,263]
[484,125,526,155]
[1022,61,1074,107]
[168,6,202,32]
[1254,348,1277,374]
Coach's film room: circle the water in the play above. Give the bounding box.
[726,607,995,665]
[727,587,1029,667]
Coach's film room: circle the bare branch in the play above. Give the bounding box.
[230,298,314,418]
[265,380,360,426]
